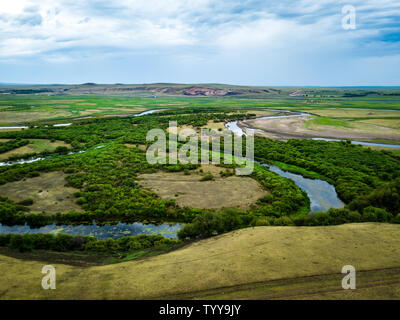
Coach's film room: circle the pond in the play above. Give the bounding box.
[0,222,183,240]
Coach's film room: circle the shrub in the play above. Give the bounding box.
[363,206,392,222]
[273,216,294,226]
[200,173,214,181]
[255,218,270,226]
[9,234,34,252]
[18,199,34,206]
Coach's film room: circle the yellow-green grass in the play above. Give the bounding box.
[310,108,400,119]
[306,117,400,138]
[0,106,148,124]
[305,117,352,128]
[0,139,71,160]
[1,223,400,299]
[0,171,82,214]
[358,118,400,129]
[137,166,267,210]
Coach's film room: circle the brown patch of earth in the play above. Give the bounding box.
[0,171,83,214]
[242,116,400,141]
[124,143,147,151]
[137,165,267,210]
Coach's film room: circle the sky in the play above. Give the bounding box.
[0,0,399,86]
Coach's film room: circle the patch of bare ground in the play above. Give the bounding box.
[0,171,82,214]
[243,116,400,141]
[124,143,147,151]
[137,165,267,210]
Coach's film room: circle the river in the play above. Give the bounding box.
[226,110,349,214]
[266,165,344,213]
[0,222,183,240]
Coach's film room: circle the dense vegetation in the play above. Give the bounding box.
[253,138,400,203]
[0,232,178,254]
[0,102,399,248]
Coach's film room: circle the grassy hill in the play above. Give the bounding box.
[1,223,400,299]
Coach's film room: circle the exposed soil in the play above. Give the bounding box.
[242,116,400,141]
[137,165,267,210]
[0,171,83,214]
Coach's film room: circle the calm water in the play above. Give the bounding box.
[265,165,344,213]
[311,138,400,149]
[133,109,166,116]
[0,222,183,240]
[225,121,246,136]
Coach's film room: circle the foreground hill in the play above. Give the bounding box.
[1,223,400,299]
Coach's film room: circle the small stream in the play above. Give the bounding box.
[0,109,164,130]
[0,108,164,167]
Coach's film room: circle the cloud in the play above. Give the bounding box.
[14,13,42,26]
[0,0,399,84]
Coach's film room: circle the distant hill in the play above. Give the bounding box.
[0,83,399,98]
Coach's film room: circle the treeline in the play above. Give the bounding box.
[0,233,179,253]
[178,207,400,240]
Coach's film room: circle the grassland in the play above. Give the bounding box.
[1,88,400,126]
[138,165,267,210]
[245,114,400,142]
[0,171,82,214]
[0,223,399,299]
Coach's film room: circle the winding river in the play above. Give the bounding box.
[0,108,395,238]
[225,110,352,214]
[265,165,344,213]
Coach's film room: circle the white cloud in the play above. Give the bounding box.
[0,0,398,84]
